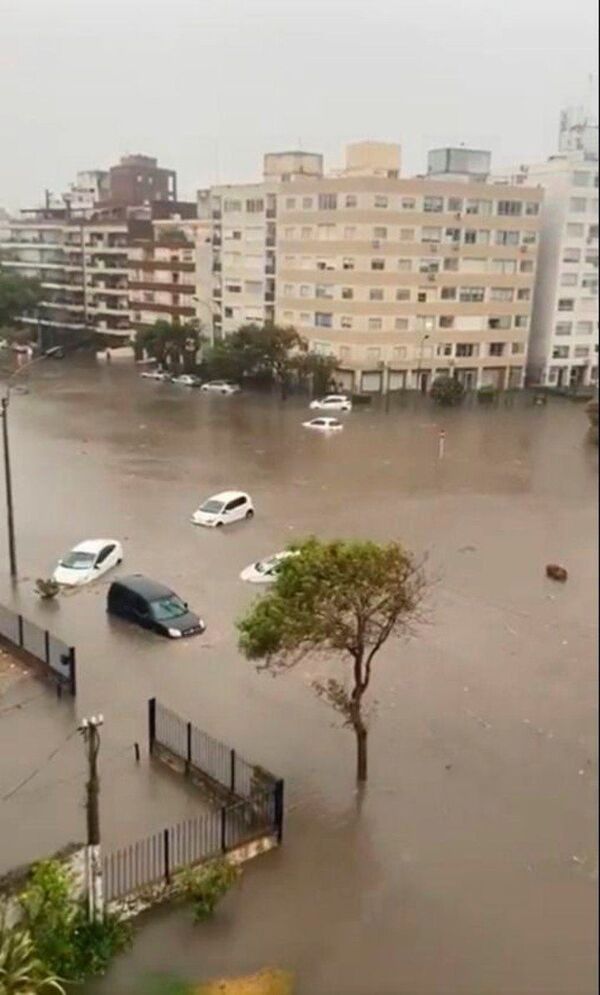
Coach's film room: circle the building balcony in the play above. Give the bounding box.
[40,300,85,311]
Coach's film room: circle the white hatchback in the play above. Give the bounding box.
[53,539,123,586]
[191,491,254,527]
[200,380,241,395]
[309,394,352,412]
[302,416,343,432]
[240,550,297,584]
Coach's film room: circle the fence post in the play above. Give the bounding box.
[230,748,236,793]
[220,806,227,853]
[148,698,156,756]
[17,614,23,647]
[44,630,50,665]
[274,779,284,844]
[186,721,192,775]
[163,828,170,885]
[68,648,76,697]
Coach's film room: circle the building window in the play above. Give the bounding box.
[448,197,463,212]
[560,273,578,286]
[555,322,572,336]
[344,226,357,239]
[520,260,534,273]
[440,287,457,300]
[419,259,439,274]
[224,199,242,212]
[582,274,598,292]
[489,342,505,356]
[283,283,294,295]
[374,195,388,208]
[439,316,454,328]
[558,298,575,311]
[422,227,442,242]
[285,197,296,209]
[398,259,412,271]
[400,228,415,241]
[466,199,492,215]
[342,257,355,270]
[395,288,410,301]
[345,194,357,208]
[369,288,384,301]
[318,193,337,210]
[300,312,311,325]
[576,321,593,335]
[570,197,587,212]
[445,227,461,242]
[488,316,511,330]
[552,345,570,359]
[301,227,312,239]
[567,223,585,237]
[315,312,332,327]
[525,201,540,215]
[490,287,514,301]
[589,224,599,240]
[225,283,241,293]
[512,342,525,354]
[341,316,353,329]
[302,197,313,209]
[401,198,416,209]
[417,315,435,332]
[299,284,311,297]
[492,258,517,274]
[574,346,590,358]
[246,199,264,212]
[496,230,519,246]
[341,287,354,299]
[373,226,388,239]
[366,347,382,363]
[368,318,382,330]
[459,286,485,302]
[424,196,443,213]
[517,288,531,301]
[436,343,453,357]
[283,311,293,321]
[393,346,408,359]
[573,171,590,187]
[497,200,523,216]
[395,318,409,330]
[522,232,537,245]
[315,284,333,298]
[143,292,154,302]
[371,258,385,271]
[456,343,477,357]
[443,258,459,272]
[464,229,477,244]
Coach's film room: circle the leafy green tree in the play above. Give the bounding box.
[0,907,65,994]
[295,352,338,397]
[174,859,241,922]
[137,320,203,372]
[430,375,465,407]
[204,322,307,397]
[238,538,426,782]
[0,269,42,331]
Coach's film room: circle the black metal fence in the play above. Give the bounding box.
[102,788,278,903]
[149,698,278,802]
[0,602,76,695]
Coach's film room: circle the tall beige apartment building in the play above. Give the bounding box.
[198,142,541,391]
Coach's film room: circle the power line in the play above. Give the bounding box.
[1,727,78,802]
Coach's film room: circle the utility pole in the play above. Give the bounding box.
[79,714,104,920]
[1,397,17,580]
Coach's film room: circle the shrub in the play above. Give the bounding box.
[477,385,497,404]
[430,376,465,407]
[175,860,241,922]
[0,907,65,994]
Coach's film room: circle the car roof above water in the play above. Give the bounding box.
[110,574,173,600]
[206,490,249,502]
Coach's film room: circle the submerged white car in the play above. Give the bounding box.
[191,491,254,527]
[171,374,201,387]
[302,417,344,432]
[309,394,352,412]
[240,550,297,584]
[140,370,171,382]
[53,539,123,586]
[200,380,241,395]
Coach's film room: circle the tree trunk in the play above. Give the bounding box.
[355,723,368,782]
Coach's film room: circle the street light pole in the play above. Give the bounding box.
[79,714,104,920]
[416,333,430,393]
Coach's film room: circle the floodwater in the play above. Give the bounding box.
[0,360,597,995]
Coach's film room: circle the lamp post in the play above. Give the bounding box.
[416,333,430,393]
[1,347,63,579]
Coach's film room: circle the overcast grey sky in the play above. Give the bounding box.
[1,0,598,209]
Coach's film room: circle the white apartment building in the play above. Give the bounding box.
[506,111,599,388]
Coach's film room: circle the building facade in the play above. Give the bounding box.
[274,145,542,392]
[108,155,177,207]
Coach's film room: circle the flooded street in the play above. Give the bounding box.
[0,359,597,995]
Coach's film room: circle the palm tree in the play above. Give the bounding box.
[0,910,65,994]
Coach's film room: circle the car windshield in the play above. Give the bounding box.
[60,551,96,569]
[150,596,187,621]
[200,499,224,514]
[255,556,278,574]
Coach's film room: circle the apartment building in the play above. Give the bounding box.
[275,144,542,392]
[128,204,208,333]
[196,152,323,339]
[1,210,130,344]
[107,155,177,207]
[504,111,599,388]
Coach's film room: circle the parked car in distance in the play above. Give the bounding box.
[302,416,344,432]
[53,539,123,587]
[171,374,201,387]
[191,490,254,527]
[310,394,352,412]
[240,550,297,584]
[200,380,241,394]
[107,575,205,638]
[140,369,171,381]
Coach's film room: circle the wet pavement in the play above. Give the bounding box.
[0,359,597,995]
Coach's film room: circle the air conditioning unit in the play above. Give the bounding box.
[455,212,462,220]
[427,273,436,282]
